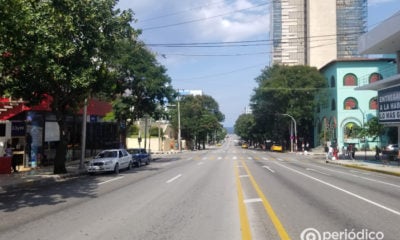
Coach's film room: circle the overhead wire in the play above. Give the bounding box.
[141,1,269,31]
[139,0,236,23]
[173,62,267,81]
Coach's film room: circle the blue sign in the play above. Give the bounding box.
[11,121,26,136]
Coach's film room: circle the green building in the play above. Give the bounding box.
[314,58,397,151]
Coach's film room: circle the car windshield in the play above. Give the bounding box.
[97,151,117,158]
[128,149,141,154]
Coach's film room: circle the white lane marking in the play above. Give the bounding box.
[306,168,331,176]
[248,157,252,160]
[239,175,249,178]
[197,162,204,166]
[310,164,400,190]
[262,157,269,160]
[262,166,275,173]
[277,158,284,161]
[233,156,237,160]
[244,198,262,204]
[218,157,222,160]
[202,157,207,160]
[166,174,182,184]
[275,162,400,216]
[98,176,124,185]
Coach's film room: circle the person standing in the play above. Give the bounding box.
[4,143,12,157]
[25,133,32,162]
[348,144,353,160]
[4,143,18,173]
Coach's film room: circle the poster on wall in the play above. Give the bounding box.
[27,112,43,168]
[378,85,400,123]
[45,122,60,142]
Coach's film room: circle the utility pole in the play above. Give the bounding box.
[281,113,297,152]
[178,98,181,152]
[79,98,87,170]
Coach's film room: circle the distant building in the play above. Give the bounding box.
[178,89,203,96]
[314,59,397,150]
[271,0,367,69]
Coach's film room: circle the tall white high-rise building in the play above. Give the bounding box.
[271,0,367,69]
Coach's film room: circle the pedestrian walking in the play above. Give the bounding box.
[351,144,356,160]
[375,146,381,161]
[348,144,353,160]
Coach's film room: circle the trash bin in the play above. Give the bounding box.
[0,157,12,174]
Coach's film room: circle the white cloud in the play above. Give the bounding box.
[118,0,270,43]
[192,0,269,42]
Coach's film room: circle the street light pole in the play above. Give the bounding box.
[359,108,367,161]
[177,96,182,152]
[282,113,297,152]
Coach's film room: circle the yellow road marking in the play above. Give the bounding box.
[241,160,291,240]
[235,162,252,240]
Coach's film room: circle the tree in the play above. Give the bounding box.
[170,95,225,150]
[363,117,385,140]
[108,40,175,146]
[234,114,255,143]
[250,64,327,146]
[0,0,136,173]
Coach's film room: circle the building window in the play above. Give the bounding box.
[344,97,358,110]
[343,73,358,86]
[330,76,336,88]
[370,97,378,110]
[344,122,361,139]
[331,99,336,111]
[369,73,382,83]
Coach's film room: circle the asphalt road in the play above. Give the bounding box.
[1,137,400,240]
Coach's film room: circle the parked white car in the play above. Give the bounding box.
[86,149,132,174]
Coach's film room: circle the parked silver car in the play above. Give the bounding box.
[86,149,132,174]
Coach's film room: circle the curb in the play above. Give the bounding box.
[325,160,400,177]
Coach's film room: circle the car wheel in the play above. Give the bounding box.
[114,163,120,174]
[145,158,149,165]
[138,160,142,167]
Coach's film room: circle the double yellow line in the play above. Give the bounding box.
[235,160,291,240]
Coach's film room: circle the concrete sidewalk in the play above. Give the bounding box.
[305,150,400,177]
[0,151,176,192]
[0,160,87,192]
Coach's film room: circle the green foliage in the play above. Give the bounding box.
[250,64,327,144]
[169,95,225,148]
[234,114,255,142]
[364,117,384,138]
[110,40,176,122]
[149,126,161,137]
[128,124,139,137]
[0,0,136,173]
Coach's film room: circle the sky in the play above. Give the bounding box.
[116,0,400,127]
